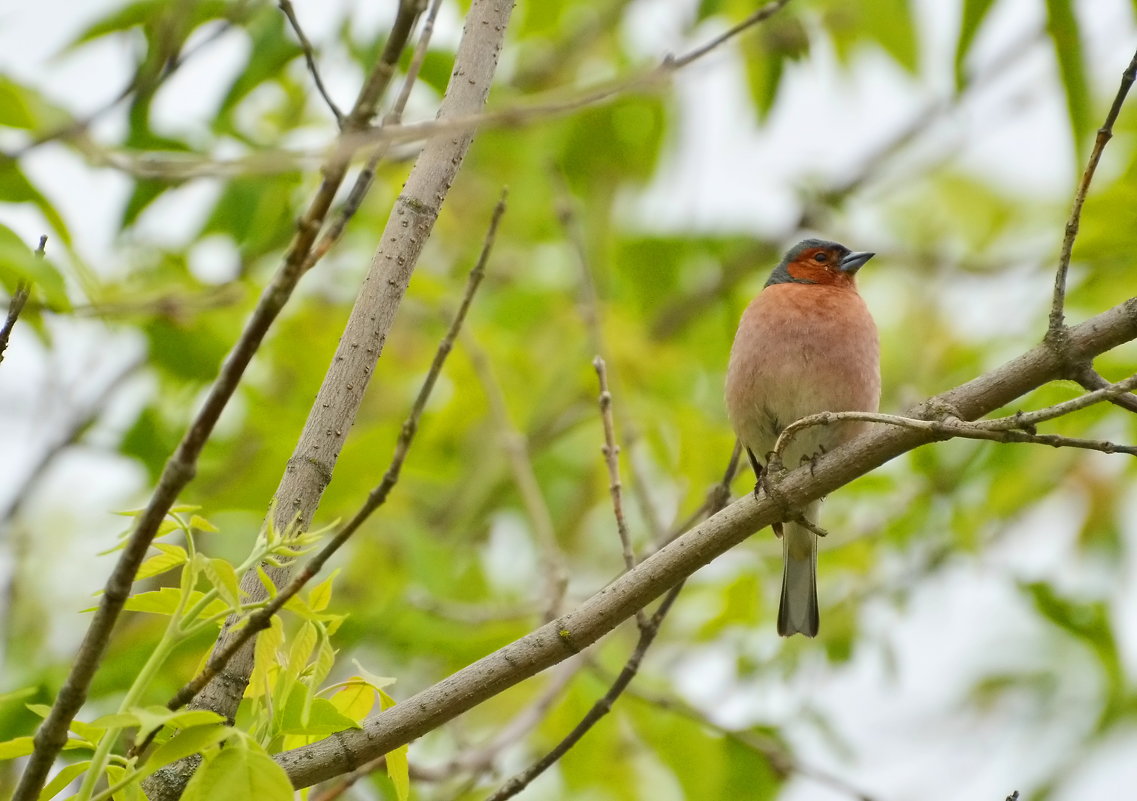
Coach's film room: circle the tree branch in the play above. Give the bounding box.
[128,192,505,766]
[136,6,516,799]
[772,375,1137,462]
[1047,46,1137,339]
[272,298,1137,789]
[76,0,798,182]
[1073,365,1137,414]
[10,5,428,800]
[278,0,344,126]
[0,235,45,367]
[483,446,740,801]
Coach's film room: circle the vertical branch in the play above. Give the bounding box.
[180,0,515,739]
[593,357,635,571]
[1047,47,1137,341]
[12,4,430,800]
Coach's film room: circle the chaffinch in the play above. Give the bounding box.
[725,239,880,637]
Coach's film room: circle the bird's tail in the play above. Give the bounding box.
[777,501,820,637]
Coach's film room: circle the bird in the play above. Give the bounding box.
[725,238,880,637]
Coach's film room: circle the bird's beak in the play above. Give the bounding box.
[839,251,875,273]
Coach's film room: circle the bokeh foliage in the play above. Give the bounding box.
[2,1,1136,799]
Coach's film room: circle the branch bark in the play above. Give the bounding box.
[11,5,427,797]
[138,3,515,799]
[273,298,1137,789]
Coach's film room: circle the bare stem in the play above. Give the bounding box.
[278,0,345,125]
[1048,46,1137,337]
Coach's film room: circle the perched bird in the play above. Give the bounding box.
[725,239,880,637]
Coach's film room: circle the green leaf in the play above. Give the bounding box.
[135,546,188,582]
[0,163,71,248]
[378,689,409,801]
[180,738,293,801]
[1045,0,1090,154]
[953,0,998,88]
[202,558,241,608]
[279,693,358,736]
[328,680,378,722]
[105,764,147,801]
[37,761,91,801]
[142,725,233,778]
[740,15,808,120]
[0,223,67,307]
[861,0,919,73]
[123,588,227,618]
[0,735,35,758]
[190,514,220,533]
[0,76,68,131]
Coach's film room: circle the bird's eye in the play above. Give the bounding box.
[813,252,828,263]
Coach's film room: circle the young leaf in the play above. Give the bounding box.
[953,0,997,88]
[378,689,410,801]
[180,738,293,801]
[36,760,91,801]
[1044,0,1090,154]
[142,725,233,778]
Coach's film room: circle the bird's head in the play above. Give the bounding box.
[765,239,875,289]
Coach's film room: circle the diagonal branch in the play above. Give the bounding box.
[128,193,506,765]
[1073,366,1137,414]
[484,447,740,801]
[772,375,1137,461]
[272,298,1137,790]
[278,0,345,125]
[79,0,798,182]
[9,5,427,799]
[1047,46,1137,339]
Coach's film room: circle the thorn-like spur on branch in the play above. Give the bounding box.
[134,191,505,760]
[10,5,429,798]
[272,299,1137,791]
[278,0,345,126]
[0,236,45,367]
[1048,46,1137,339]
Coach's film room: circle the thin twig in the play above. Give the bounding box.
[772,377,1137,463]
[1048,46,1137,338]
[145,191,505,736]
[302,0,443,272]
[0,235,44,366]
[594,358,636,571]
[279,0,345,125]
[483,447,741,801]
[10,6,426,796]
[484,585,683,801]
[617,683,879,801]
[1073,366,1137,414]
[552,168,605,357]
[668,0,792,68]
[77,0,797,182]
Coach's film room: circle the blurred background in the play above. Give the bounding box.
[2,0,1137,798]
